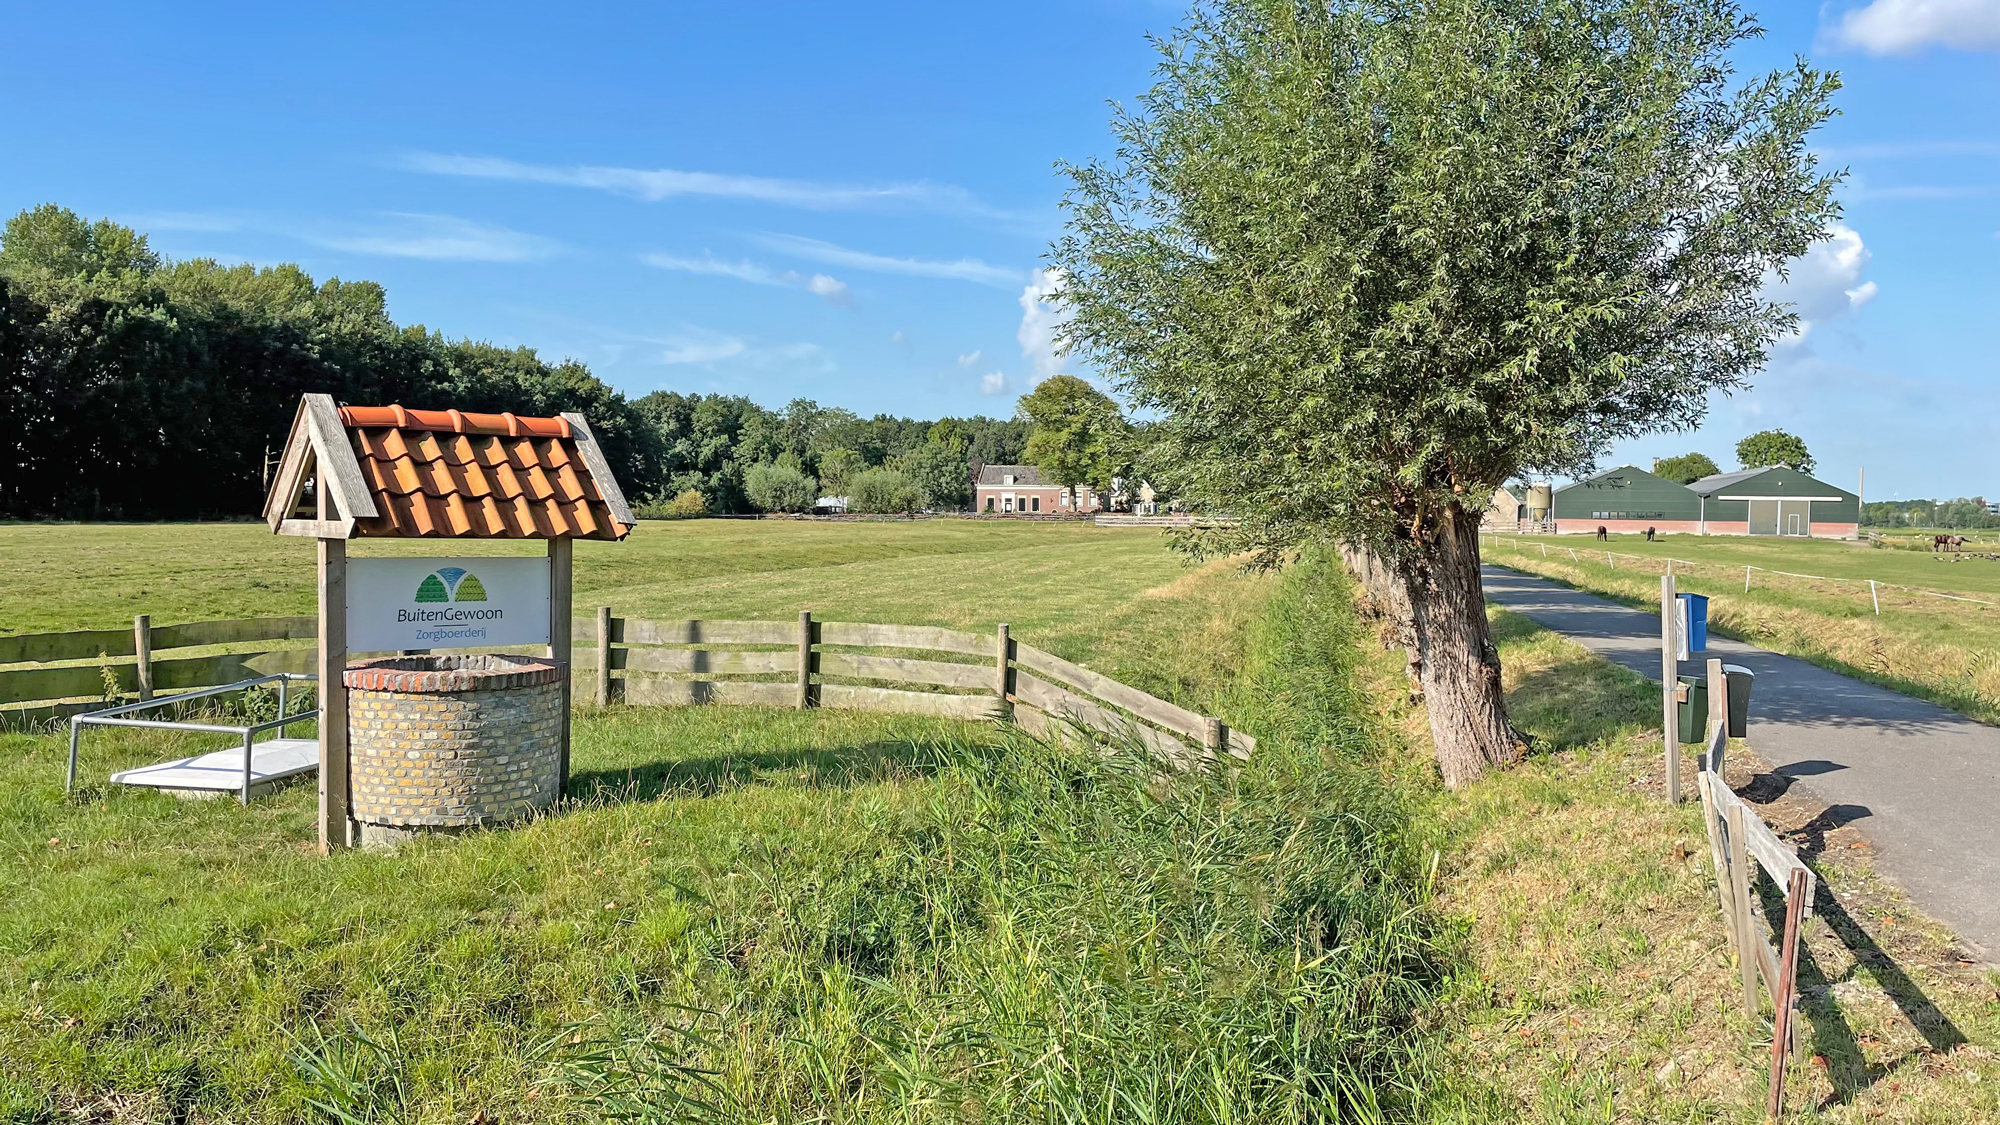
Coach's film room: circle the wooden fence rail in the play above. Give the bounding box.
[5,611,1255,770]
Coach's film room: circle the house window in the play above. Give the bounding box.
[1003,474,1015,485]
[984,497,994,512]
[1031,497,1040,512]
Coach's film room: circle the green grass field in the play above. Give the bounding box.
[0,522,1450,1123]
[1481,531,2000,725]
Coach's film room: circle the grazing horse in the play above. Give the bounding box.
[1645,526,1657,542]
[1935,534,1966,553]
[1596,525,1609,542]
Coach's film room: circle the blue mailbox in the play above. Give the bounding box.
[1677,592,1709,658]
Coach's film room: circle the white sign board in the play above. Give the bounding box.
[347,557,551,652]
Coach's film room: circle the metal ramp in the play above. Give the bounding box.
[68,673,319,804]
[110,737,317,798]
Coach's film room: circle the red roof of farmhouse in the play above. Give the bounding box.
[338,404,632,540]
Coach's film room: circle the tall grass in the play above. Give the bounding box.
[0,553,1451,1122]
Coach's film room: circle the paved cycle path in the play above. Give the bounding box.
[1483,565,2000,958]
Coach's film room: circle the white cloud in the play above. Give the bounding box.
[1828,0,2000,54]
[659,336,747,365]
[957,350,982,367]
[980,371,1007,395]
[642,252,853,306]
[304,213,560,261]
[401,152,1019,220]
[751,233,1021,288]
[1016,267,1073,383]
[1764,223,1877,349]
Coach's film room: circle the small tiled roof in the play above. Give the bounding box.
[339,405,632,540]
[976,464,1046,486]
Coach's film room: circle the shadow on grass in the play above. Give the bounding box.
[570,738,944,804]
[1494,611,1658,753]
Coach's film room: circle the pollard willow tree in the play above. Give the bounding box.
[1052,0,1841,786]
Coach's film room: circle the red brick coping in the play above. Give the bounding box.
[343,653,562,693]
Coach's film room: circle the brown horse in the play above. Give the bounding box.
[1934,534,1966,553]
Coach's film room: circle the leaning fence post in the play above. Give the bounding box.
[1706,655,1728,774]
[1726,802,1759,1016]
[1870,579,1880,615]
[133,614,153,702]
[595,606,612,707]
[1769,867,1809,1119]
[993,623,1013,719]
[1204,716,1227,759]
[796,611,816,710]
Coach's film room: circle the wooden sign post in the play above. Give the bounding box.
[1661,573,1679,803]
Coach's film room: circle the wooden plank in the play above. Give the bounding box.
[0,628,136,664]
[1727,802,1758,1016]
[797,611,814,710]
[134,616,153,701]
[1013,671,1202,768]
[1011,641,1208,742]
[621,678,796,708]
[152,617,316,649]
[278,518,351,539]
[595,607,612,707]
[993,624,1013,721]
[616,648,794,676]
[820,683,999,721]
[1708,779,1815,917]
[0,664,125,706]
[302,392,378,520]
[1226,729,1257,757]
[1662,574,1680,804]
[0,698,106,732]
[817,652,991,689]
[561,411,638,528]
[621,618,796,645]
[817,621,989,656]
[263,398,315,529]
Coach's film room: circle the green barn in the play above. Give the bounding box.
[1550,465,1703,535]
[1687,466,1860,538]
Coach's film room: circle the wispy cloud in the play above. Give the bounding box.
[660,336,747,365]
[402,152,1022,220]
[1816,139,2000,160]
[303,213,561,261]
[642,252,854,306]
[1824,0,2000,55]
[752,233,1021,288]
[980,371,1007,395]
[957,350,982,367]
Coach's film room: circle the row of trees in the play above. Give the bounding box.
[0,204,1068,520]
[1653,430,1817,485]
[1863,498,2000,529]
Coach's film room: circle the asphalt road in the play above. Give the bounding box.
[1483,564,2000,959]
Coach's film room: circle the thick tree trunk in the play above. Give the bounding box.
[1399,503,1521,787]
[1339,540,1423,692]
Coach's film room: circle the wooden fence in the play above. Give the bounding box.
[3,611,1254,768]
[574,611,1255,767]
[1696,717,1815,1119]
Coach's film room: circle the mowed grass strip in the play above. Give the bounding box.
[1482,533,2000,726]
[0,531,1452,1122]
[1407,607,2000,1123]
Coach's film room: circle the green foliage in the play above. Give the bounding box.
[1651,452,1721,485]
[847,468,923,514]
[814,447,866,498]
[1053,0,1843,557]
[743,462,819,513]
[895,433,972,510]
[1736,428,1815,474]
[1863,497,2000,529]
[1017,374,1127,491]
[290,1020,411,1125]
[650,489,709,518]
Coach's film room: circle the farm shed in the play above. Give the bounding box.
[1550,465,1703,535]
[1687,467,1859,538]
[1481,485,1526,531]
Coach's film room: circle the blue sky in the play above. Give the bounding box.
[1,1,1994,500]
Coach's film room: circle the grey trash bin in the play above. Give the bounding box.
[1721,664,1753,738]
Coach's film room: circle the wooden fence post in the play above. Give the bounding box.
[1726,802,1758,1016]
[317,535,350,854]
[548,537,574,799]
[595,605,612,707]
[1204,716,1227,759]
[1706,655,1728,773]
[993,622,1012,718]
[1662,574,1680,803]
[797,611,815,710]
[1769,868,1809,1119]
[133,614,153,702]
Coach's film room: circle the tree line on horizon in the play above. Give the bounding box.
[0,205,1136,521]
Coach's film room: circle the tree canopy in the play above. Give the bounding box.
[1052,0,1842,785]
[1736,429,1815,475]
[1017,375,1128,491]
[1653,452,1722,484]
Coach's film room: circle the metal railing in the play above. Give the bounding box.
[66,673,319,805]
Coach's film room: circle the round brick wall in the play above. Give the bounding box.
[344,654,564,835]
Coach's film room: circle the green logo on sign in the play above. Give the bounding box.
[415,567,488,603]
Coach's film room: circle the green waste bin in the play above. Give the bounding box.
[1721,664,1753,738]
[1675,675,1707,743]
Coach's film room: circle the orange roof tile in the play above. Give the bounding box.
[338,403,631,540]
